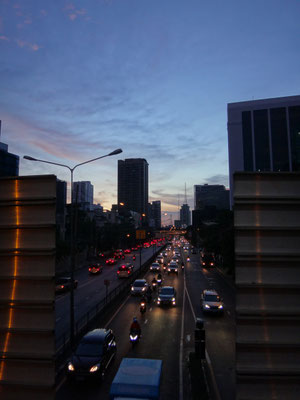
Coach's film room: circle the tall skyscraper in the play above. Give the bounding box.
[72,181,94,210]
[0,121,19,177]
[228,95,300,207]
[194,184,229,210]
[151,200,161,229]
[180,204,191,227]
[118,158,149,217]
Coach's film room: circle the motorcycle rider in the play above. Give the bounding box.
[130,317,141,337]
[146,285,152,302]
[157,273,162,284]
[151,276,158,291]
[163,263,167,273]
[181,261,185,269]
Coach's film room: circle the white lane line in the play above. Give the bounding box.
[149,307,152,312]
[186,334,191,342]
[227,311,231,316]
[179,269,186,400]
[104,294,130,329]
[144,319,148,324]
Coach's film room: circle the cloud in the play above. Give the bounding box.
[0,35,9,41]
[40,10,47,16]
[204,174,229,187]
[69,14,77,21]
[16,39,42,51]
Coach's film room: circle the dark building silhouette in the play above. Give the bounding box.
[0,121,19,177]
[194,184,229,210]
[228,95,300,207]
[180,204,191,227]
[118,158,149,218]
[149,200,161,229]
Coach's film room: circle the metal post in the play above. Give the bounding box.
[70,169,75,349]
[139,245,142,271]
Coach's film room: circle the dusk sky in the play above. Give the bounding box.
[1,0,300,223]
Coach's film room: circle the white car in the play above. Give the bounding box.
[201,289,224,314]
[156,255,164,264]
[150,262,161,272]
[131,279,148,295]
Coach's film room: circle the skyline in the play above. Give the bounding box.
[1,0,300,223]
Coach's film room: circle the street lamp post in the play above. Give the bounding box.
[24,148,122,349]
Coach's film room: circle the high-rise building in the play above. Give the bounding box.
[194,184,229,210]
[0,121,19,177]
[72,181,93,210]
[118,158,149,217]
[228,95,300,207]
[150,200,161,229]
[56,179,67,239]
[180,204,191,227]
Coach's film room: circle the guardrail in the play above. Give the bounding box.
[55,247,164,376]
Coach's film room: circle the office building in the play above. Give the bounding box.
[228,95,300,207]
[194,184,229,210]
[0,121,19,177]
[118,158,149,217]
[180,204,191,227]
[72,181,94,210]
[150,200,161,229]
[56,179,67,238]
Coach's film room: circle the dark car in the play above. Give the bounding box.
[117,263,133,278]
[157,286,176,306]
[201,253,215,267]
[55,277,78,294]
[167,262,178,275]
[150,262,161,272]
[88,263,103,275]
[67,329,116,381]
[106,258,116,266]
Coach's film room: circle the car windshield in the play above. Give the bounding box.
[204,295,220,302]
[152,263,159,267]
[134,281,145,287]
[160,288,174,295]
[75,342,103,357]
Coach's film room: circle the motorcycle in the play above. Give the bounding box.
[181,263,185,270]
[157,277,162,286]
[146,291,152,303]
[187,257,190,262]
[140,300,146,315]
[133,255,136,261]
[129,330,140,347]
[151,280,158,291]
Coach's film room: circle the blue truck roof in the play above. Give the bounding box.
[110,358,162,399]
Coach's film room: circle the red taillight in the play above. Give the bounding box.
[117,271,120,274]
[89,268,91,271]
[60,285,64,289]
[128,271,130,274]
[210,262,214,266]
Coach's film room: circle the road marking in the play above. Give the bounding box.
[149,307,152,312]
[227,311,231,316]
[186,334,191,342]
[144,319,148,324]
[104,294,130,329]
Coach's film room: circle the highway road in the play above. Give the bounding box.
[55,246,161,341]
[55,241,236,399]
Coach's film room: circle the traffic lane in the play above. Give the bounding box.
[55,248,159,337]
[56,263,185,400]
[185,257,235,400]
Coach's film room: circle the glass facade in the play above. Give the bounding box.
[253,109,270,171]
[242,111,253,171]
[270,107,289,171]
[288,106,300,171]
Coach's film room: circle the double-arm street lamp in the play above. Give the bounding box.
[23,148,123,348]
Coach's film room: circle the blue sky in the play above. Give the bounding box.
[1,0,300,223]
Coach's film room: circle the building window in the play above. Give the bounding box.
[270,107,289,171]
[288,106,300,171]
[253,109,270,171]
[242,111,253,171]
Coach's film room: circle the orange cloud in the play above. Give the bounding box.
[0,35,9,41]
[16,39,42,51]
[69,13,77,21]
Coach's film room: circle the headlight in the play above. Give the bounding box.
[204,304,210,309]
[131,287,134,291]
[158,297,161,301]
[142,287,146,291]
[172,297,175,301]
[218,305,223,309]
[168,268,171,271]
[90,364,100,373]
[68,362,75,371]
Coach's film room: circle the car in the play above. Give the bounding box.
[156,255,164,264]
[157,286,176,306]
[55,277,78,294]
[167,262,178,275]
[88,264,103,275]
[171,256,179,263]
[131,246,138,251]
[67,328,116,381]
[163,251,168,257]
[114,249,124,258]
[191,247,197,254]
[106,258,116,265]
[201,289,224,313]
[150,262,161,272]
[131,279,148,295]
[124,249,131,254]
[117,263,133,278]
[201,254,215,267]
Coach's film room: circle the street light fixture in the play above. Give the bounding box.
[23,148,123,349]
